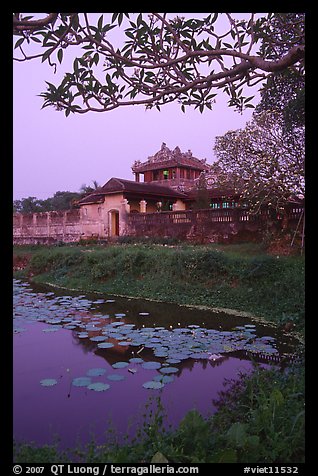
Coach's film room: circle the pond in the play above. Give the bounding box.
[13,278,299,450]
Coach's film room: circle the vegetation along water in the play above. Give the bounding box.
[13,242,305,463]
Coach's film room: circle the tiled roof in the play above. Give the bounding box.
[131,143,208,173]
[76,193,105,205]
[186,187,240,200]
[77,178,188,205]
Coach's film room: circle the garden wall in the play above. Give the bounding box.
[13,205,304,245]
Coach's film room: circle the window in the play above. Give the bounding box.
[163,170,169,180]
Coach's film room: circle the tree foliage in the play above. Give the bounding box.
[254,13,305,131]
[13,12,304,116]
[14,190,82,213]
[213,111,305,212]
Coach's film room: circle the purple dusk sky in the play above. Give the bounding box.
[13,13,261,201]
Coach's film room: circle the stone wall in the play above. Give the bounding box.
[126,206,304,243]
[13,204,304,245]
[14,209,92,244]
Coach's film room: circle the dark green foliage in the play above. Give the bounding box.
[16,243,304,331]
[13,191,81,213]
[28,248,84,274]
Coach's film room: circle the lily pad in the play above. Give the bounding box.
[160,367,179,374]
[112,361,129,369]
[142,380,164,389]
[78,332,89,339]
[142,361,162,370]
[42,327,60,333]
[72,377,92,387]
[97,342,114,349]
[40,378,58,387]
[87,382,110,392]
[89,335,106,342]
[153,375,174,384]
[129,357,144,364]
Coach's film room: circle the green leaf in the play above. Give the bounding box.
[118,13,124,26]
[270,388,284,406]
[14,37,25,49]
[41,47,55,63]
[57,48,63,64]
[93,52,99,65]
[111,13,118,24]
[137,13,143,26]
[215,448,237,463]
[151,452,169,463]
[97,15,104,30]
[226,422,247,447]
[246,435,260,448]
[125,31,135,40]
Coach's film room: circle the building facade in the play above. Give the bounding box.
[13,143,304,244]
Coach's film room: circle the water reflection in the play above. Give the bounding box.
[13,279,299,449]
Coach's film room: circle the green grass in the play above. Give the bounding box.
[13,243,305,332]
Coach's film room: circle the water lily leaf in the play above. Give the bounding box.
[160,367,179,374]
[143,380,164,389]
[97,342,114,349]
[78,332,89,339]
[86,368,107,377]
[89,336,106,342]
[166,358,181,364]
[87,382,110,391]
[115,313,126,318]
[42,327,60,332]
[153,375,174,384]
[112,361,129,369]
[129,357,144,364]
[40,378,58,387]
[72,377,92,387]
[141,361,162,370]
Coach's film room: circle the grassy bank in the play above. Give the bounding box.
[13,242,305,332]
[13,242,305,463]
[13,364,305,463]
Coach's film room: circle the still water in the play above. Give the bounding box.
[13,279,298,449]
